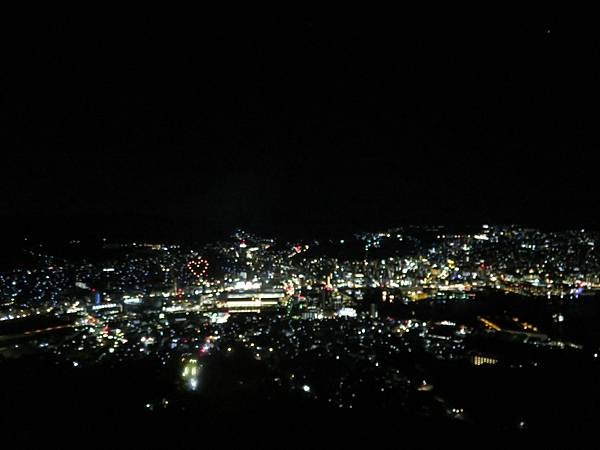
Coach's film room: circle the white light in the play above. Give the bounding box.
[72,361,79,367]
[337,307,357,318]
[302,385,311,392]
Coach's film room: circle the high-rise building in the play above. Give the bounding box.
[370,303,378,318]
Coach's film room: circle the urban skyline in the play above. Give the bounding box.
[2,7,599,449]
[2,225,600,447]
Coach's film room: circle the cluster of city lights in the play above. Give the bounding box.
[186,258,209,282]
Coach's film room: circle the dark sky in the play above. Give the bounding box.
[2,7,599,240]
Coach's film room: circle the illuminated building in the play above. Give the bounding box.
[471,355,498,366]
[218,290,285,312]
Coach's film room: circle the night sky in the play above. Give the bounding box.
[2,8,599,240]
